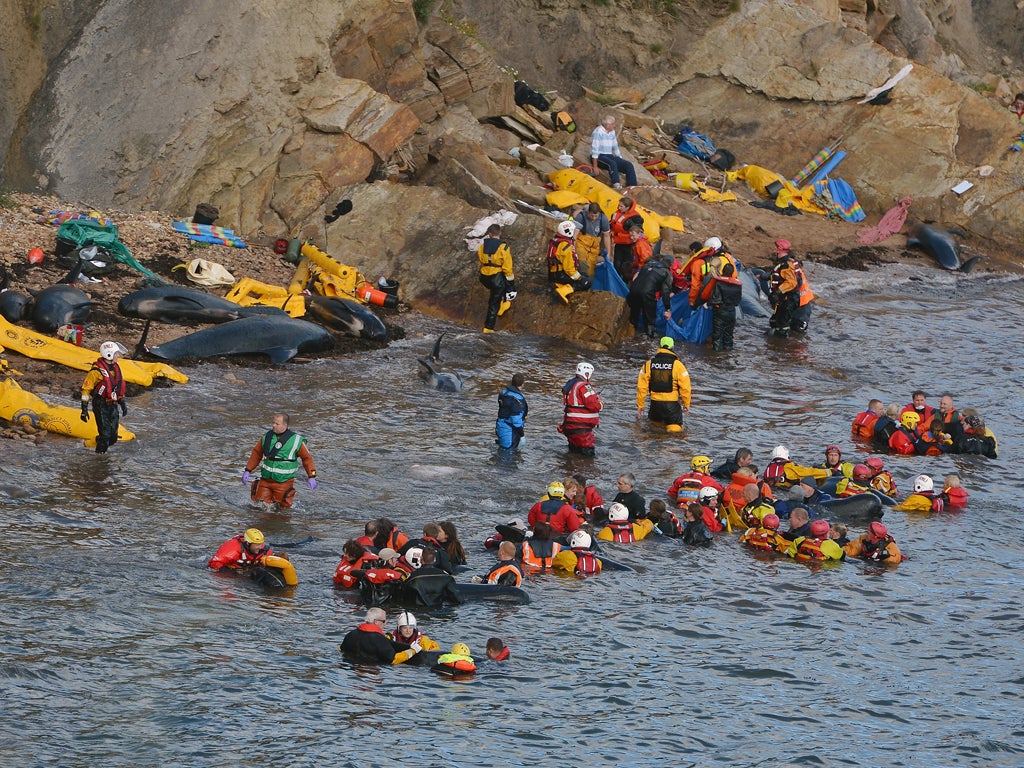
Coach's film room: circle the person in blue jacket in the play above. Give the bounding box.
[495,373,528,450]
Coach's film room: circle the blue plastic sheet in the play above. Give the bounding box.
[681,305,712,344]
[592,259,629,298]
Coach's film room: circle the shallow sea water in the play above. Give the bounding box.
[2,262,1023,767]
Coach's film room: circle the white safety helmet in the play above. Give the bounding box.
[913,474,934,493]
[770,445,790,461]
[405,547,424,570]
[396,611,417,628]
[699,486,719,501]
[568,530,592,550]
[99,341,127,362]
[703,236,722,251]
[575,362,594,380]
[557,220,578,238]
[607,502,629,522]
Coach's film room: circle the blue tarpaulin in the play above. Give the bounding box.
[592,259,629,298]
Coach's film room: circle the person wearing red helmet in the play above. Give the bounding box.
[788,518,845,560]
[865,456,898,497]
[767,238,814,337]
[740,512,786,552]
[844,521,904,564]
[820,444,853,477]
[836,464,873,497]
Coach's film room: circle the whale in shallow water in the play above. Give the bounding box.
[146,315,334,364]
[907,225,982,273]
[417,333,463,392]
[118,286,285,324]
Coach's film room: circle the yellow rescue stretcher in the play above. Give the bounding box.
[0,317,188,386]
[0,376,135,447]
[546,168,686,241]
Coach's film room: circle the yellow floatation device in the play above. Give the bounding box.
[223,278,307,317]
[0,317,187,385]
[262,555,298,586]
[0,376,135,446]
[547,168,686,240]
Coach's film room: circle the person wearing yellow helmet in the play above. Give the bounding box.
[208,527,273,570]
[242,412,318,509]
[527,480,582,535]
[636,335,691,432]
[889,410,921,455]
[667,456,724,505]
[434,642,476,675]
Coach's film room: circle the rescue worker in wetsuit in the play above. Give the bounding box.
[340,607,423,665]
[495,373,528,450]
[527,481,582,536]
[517,521,563,571]
[739,512,785,552]
[208,527,272,570]
[636,336,691,432]
[80,340,129,454]
[333,539,379,588]
[434,643,476,675]
[687,236,737,309]
[889,411,922,456]
[387,611,440,651]
[552,530,603,575]
[852,399,885,439]
[865,457,898,497]
[646,499,683,537]
[560,362,602,456]
[547,219,591,302]
[477,223,516,333]
[820,445,853,477]
[706,261,743,351]
[472,541,524,586]
[767,239,814,336]
[242,413,317,508]
[627,254,673,337]
[895,474,945,513]
[844,521,904,564]
[835,463,873,497]
[787,519,845,560]
[596,502,654,542]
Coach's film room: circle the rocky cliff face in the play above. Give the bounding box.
[1,0,1023,345]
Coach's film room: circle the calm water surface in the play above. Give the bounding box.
[2,262,1022,767]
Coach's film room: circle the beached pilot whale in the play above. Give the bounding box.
[0,269,32,323]
[418,333,463,392]
[118,286,286,324]
[907,225,982,273]
[305,295,387,341]
[144,315,334,364]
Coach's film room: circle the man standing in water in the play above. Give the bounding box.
[495,373,528,451]
[242,413,317,508]
[80,340,129,454]
[559,362,602,456]
[636,336,691,432]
